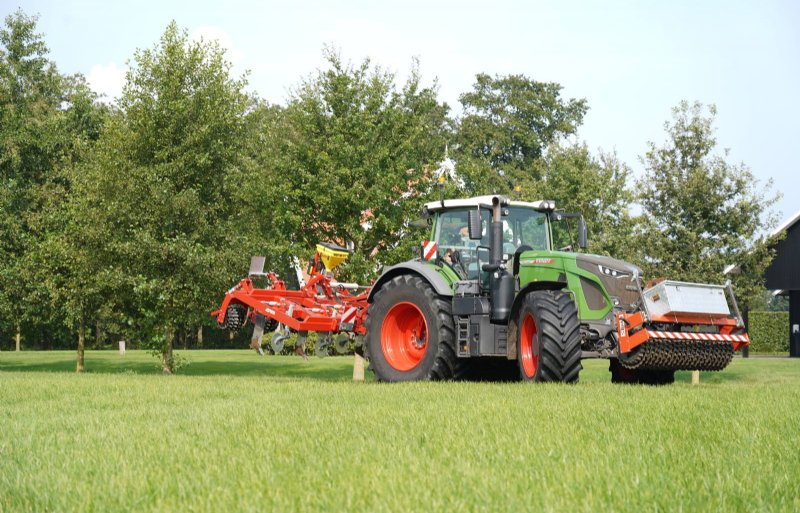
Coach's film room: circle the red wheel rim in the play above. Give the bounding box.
[520,313,538,378]
[381,302,428,371]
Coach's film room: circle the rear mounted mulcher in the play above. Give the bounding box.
[615,280,749,372]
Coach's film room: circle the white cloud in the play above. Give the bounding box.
[87,62,126,103]
[190,25,244,65]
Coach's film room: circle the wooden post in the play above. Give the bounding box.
[197,326,203,348]
[352,353,365,381]
[691,370,700,385]
[15,322,21,352]
[76,317,86,373]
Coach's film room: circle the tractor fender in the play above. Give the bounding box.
[368,261,454,302]
[506,280,568,359]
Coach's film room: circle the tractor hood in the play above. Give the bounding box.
[576,253,643,311]
[576,254,642,280]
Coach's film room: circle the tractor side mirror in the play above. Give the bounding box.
[468,209,482,240]
[577,216,588,250]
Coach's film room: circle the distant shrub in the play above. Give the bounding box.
[748,311,789,353]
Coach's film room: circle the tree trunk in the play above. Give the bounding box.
[162,328,174,374]
[76,317,86,373]
[15,322,21,352]
[197,326,203,348]
[95,321,102,349]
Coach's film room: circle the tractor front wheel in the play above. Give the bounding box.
[511,290,582,382]
[365,275,457,382]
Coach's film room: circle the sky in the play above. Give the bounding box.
[10,0,800,223]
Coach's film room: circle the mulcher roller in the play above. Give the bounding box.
[619,340,734,372]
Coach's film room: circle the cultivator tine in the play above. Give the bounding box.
[250,313,266,356]
[295,331,309,360]
[270,331,287,353]
[317,332,332,358]
[334,333,349,354]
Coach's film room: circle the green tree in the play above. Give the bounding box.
[70,22,256,372]
[273,51,450,282]
[637,101,779,308]
[531,144,638,261]
[0,10,104,356]
[454,73,588,194]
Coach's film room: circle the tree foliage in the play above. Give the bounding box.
[61,22,258,371]
[454,73,588,194]
[637,101,780,307]
[531,144,637,261]
[0,10,104,355]
[273,51,450,282]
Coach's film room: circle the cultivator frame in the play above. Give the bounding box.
[212,244,370,354]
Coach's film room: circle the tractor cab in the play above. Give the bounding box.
[423,195,583,281]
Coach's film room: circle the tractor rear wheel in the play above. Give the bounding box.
[511,290,582,383]
[365,275,457,381]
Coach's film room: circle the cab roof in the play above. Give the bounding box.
[423,195,554,212]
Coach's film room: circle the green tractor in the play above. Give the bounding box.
[364,195,749,383]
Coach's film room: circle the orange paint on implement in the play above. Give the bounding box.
[520,313,539,378]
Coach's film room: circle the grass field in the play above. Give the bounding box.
[1,350,799,512]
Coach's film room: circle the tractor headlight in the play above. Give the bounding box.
[598,264,629,279]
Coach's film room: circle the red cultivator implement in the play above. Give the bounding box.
[212,243,371,356]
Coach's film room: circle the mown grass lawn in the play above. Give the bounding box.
[1,350,799,512]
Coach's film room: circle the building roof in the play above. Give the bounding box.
[424,195,554,212]
[771,208,800,237]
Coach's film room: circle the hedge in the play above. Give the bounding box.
[747,311,789,353]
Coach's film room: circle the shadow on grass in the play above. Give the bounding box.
[0,351,354,381]
[3,351,794,385]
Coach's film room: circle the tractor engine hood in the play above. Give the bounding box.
[576,254,643,311]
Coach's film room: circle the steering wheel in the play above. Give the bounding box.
[448,249,469,279]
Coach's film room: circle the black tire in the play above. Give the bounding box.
[510,290,582,383]
[364,275,457,382]
[609,358,675,385]
[220,304,246,331]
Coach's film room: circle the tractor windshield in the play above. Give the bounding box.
[434,207,549,278]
